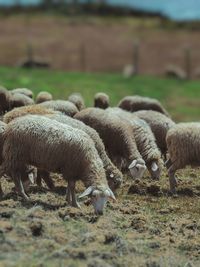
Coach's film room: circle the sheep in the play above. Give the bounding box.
[36,91,53,104]
[107,108,163,180]
[0,86,11,114]
[9,93,34,109]
[68,93,85,111]
[38,100,78,117]
[94,93,109,109]
[166,122,200,194]
[118,95,170,117]
[0,115,116,214]
[133,110,175,157]
[3,105,57,124]
[74,108,146,179]
[0,121,7,196]
[2,105,123,191]
[0,120,36,197]
[45,113,123,191]
[11,88,33,99]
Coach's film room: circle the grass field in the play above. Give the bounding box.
[0,66,200,121]
[1,67,200,267]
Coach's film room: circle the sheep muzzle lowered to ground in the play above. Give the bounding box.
[128,159,146,179]
[149,161,160,180]
[79,185,116,215]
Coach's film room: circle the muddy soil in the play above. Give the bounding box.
[0,169,200,267]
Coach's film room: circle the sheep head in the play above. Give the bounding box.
[79,185,116,215]
[106,169,123,192]
[149,161,162,180]
[128,159,146,179]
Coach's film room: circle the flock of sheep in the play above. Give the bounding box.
[0,87,198,215]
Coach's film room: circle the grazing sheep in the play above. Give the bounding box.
[118,95,169,117]
[38,100,78,117]
[11,88,33,99]
[0,86,11,114]
[68,93,85,111]
[45,113,123,191]
[94,93,109,109]
[0,120,36,197]
[166,122,200,194]
[74,108,146,179]
[9,93,34,109]
[165,65,186,80]
[0,115,116,214]
[134,110,175,157]
[107,108,163,180]
[3,105,123,191]
[3,105,57,124]
[36,91,53,104]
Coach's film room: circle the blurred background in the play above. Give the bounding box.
[0,0,200,121]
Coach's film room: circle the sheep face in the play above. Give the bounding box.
[79,185,116,215]
[148,161,161,180]
[128,159,146,179]
[107,171,123,192]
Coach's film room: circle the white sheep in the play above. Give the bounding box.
[107,108,163,180]
[11,88,33,99]
[118,95,169,117]
[166,122,200,194]
[2,105,123,191]
[74,108,146,179]
[0,115,116,214]
[68,93,85,111]
[36,91,53,104]
[38,100,78,117]
[133,110,175,157]
[94,93,110,109]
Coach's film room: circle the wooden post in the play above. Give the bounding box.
[133,40,140,75]
[80,43,86,72]
[184,46,191,80]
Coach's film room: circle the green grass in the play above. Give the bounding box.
[0,66,200,121]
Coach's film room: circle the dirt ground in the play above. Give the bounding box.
[0,167,200,267]
[0,15,200,76]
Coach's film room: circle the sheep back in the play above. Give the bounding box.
[118,95,169,117]
[38,100,78,117]
[94,93,109,109]
[36,91,53,104]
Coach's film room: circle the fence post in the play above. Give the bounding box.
[184,46,191,80]
[80,43,86,72]
[133,40,140,75]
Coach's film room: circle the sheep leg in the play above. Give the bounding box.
[0,165,6,198]
[36,170,42,187]
[66,186,72,205]
[13,176,29,200]
[168,165,178,194]
[37,170,54,190]
[68,180,81,209]
[165,158,172,169]
[0,182,3,199]
[42,171,55,190]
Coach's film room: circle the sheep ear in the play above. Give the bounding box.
[128,160,137,169]
[107,188,117,202]
[28,173,35,184]
[151,162,158,172]
[79,186,93,199]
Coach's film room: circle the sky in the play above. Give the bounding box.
[0,0,200,21]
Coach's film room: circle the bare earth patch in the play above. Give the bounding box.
[0,168,200,266]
